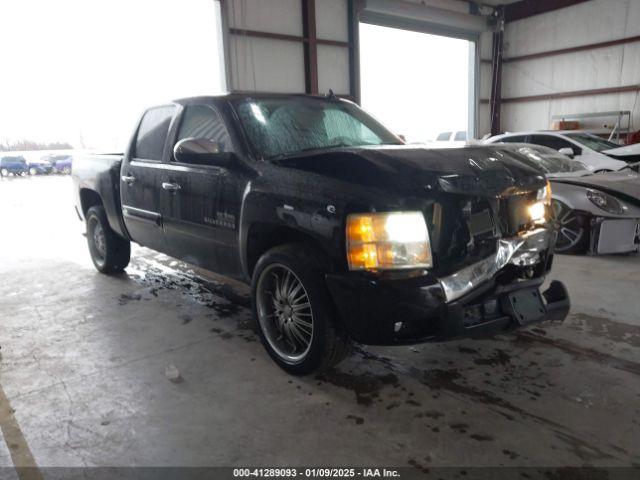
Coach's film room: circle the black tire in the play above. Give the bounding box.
[551,199,588,254]
[251,243,352,375]
[86,205,131,273]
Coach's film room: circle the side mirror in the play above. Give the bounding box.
[173,137,235,166]
[558,147,575,158]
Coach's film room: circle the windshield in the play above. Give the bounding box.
[512,146,589,174]
[565,133,619,152]
[232,97,402,159]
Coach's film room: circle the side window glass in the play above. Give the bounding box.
[454,131,467,141]
[436,132,452,141]
[529,135,579,154]
[176,105,231,156]
[501,135,526,143]
[134,106,175,160]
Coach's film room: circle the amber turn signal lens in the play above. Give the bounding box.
[346,212,432,271]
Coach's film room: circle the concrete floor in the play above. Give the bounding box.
[0,175,639,470]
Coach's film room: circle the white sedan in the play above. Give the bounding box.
[484,131,640,172]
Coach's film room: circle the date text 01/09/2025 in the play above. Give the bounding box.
[232,468,400,477]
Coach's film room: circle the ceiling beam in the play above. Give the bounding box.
[504,0,593,23]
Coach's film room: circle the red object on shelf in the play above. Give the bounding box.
[627,130,640,145]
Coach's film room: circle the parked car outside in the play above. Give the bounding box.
[494,143,640,254]
[72,94,570,374]
[27,158,54,175]
[484,131,634,172]
[45,154,73,174]
[434,130,467,147]
[0,156,29,177]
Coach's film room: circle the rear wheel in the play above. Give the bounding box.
[551,199,587,253]
[0,169,6,177]
[252,244,351,375]
[86,205,131,273]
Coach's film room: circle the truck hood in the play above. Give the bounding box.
[552,170,640,206]
[272,145,546,197]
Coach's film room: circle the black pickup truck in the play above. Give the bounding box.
[73,93,570,374]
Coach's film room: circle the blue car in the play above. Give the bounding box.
[0,156,29,177]
[27,158,54,175]
[43,154,73,174]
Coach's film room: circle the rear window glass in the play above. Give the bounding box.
[135,106,175,160]
[454,131,467,141]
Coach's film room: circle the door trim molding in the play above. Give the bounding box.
[122,205,162,227]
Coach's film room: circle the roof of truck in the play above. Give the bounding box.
[172,92,350,105]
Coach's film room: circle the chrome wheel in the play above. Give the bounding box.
[29,167,38,176]
[88,217,107,264]
[0,168,8,177]
[551,200,584,252]
[256,264,314,364]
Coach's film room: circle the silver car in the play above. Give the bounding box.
[494,143,640,255]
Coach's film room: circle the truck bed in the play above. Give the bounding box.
[73,153,127,238]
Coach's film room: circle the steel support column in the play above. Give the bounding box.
[302,0,319,94]
[489,20,504,136]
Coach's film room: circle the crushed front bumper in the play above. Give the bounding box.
[326,272,569,345]
[325,229,570,345]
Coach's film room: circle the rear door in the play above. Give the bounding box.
[159,103,239,274]
[120,105,176,251]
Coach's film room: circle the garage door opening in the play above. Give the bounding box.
[359,22,474,145]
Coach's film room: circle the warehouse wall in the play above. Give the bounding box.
[222,0,494,137]
[223,0,350,95]
[499,0,640,134]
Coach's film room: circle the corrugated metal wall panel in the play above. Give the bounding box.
[318,45,350,94]
[316,0,349,41]
[498,0,640,134]
[228,36,306,92]
[226,0,303,35]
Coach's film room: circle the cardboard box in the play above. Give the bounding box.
[551,120,580,130]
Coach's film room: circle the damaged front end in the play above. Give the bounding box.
[326,186,570,346]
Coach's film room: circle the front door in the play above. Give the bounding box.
[160,104,241,275]
[120,105,175,252]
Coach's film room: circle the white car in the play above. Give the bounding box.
[484,131,640,172]
[434,130,467,146]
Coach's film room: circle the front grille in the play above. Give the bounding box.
[426,191,539,277]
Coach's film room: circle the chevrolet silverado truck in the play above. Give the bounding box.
[73,94,570,374]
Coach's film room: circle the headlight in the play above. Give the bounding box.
[536,180,552,205]
[586,189,625,214]
[346,211,432,270]
[529,180,552,224]
[528,202,546,223]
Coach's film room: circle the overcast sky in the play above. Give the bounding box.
[0,0,225,151]
[0,1,469,151]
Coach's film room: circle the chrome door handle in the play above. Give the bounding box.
[121,175,136,185]
[162,182,181,192]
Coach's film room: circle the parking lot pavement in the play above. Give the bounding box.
[0,175,639,469]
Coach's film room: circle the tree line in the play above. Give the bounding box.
[0,140,73,152]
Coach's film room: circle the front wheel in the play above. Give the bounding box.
[252,244,351,375]
[29,167,38,175]
[551,200,587,253]
[0,169,6,177]
[86,205,131,273]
